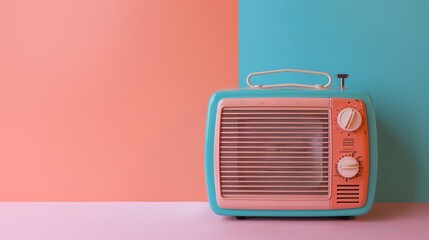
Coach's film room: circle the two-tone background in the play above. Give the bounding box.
[1,0,428,202]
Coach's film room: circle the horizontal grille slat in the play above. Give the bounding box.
[221,117,329,120]
[221,168,328,172]
[221,178,329,183]
[222,183,329,187]
[222,188,328,192]
[222,182,329,186]
[222,112,328,115]
[222,122,328,126]
[221,176,328,182]
[219,106,331,199]
[221,126,329,129]
[337,192,359,195]
[222,108,329,111]
[221,170,328,174]
[222,193,327,197]
[221,176,328,180]
[221,136,329,143]
[221,148,328,151]
[221,150,329,154]
[222,161,328,164]
[221,173,328,177]
[220,162,328,168]
[220,156,329,159]
[220,142,328,145]
[221,131,328,135]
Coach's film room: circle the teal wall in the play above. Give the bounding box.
[239,0,429,202]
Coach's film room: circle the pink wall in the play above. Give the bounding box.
[0,0,237,201]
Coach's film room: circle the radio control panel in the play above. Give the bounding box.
[331,98,370,209]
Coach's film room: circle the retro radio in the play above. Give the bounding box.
[204,69,377,219]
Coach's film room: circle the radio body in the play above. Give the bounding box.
[204,69,378,218]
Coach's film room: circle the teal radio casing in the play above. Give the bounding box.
[205,87,378,218]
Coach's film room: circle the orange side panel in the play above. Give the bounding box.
[331,98,370,209]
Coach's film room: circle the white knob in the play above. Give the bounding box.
[337,157,359,178]
[337,108,362,131]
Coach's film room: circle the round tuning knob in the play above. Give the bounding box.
[337,108,362,131]
[337,157,359,178]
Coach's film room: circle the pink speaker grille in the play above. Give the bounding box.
[219,107,330,199]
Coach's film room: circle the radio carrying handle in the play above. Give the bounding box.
[246,69,332,89]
